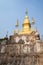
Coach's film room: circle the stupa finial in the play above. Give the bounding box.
[25,9,28,15]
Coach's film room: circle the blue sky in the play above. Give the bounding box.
[0,0,43,38]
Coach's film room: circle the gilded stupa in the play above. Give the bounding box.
[15,11,33,35]
[19,11,32,35]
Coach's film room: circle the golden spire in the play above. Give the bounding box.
[21,10,31,33]
[19,10,33,35]
[23,9,30,25]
